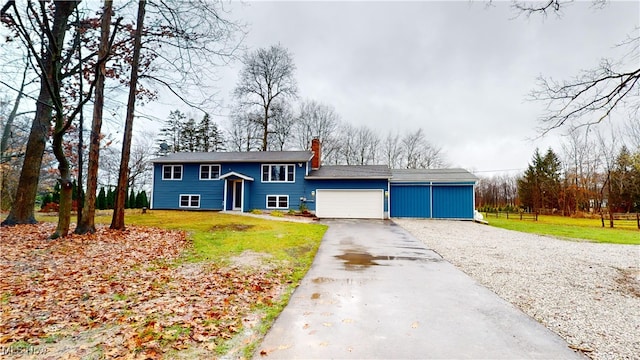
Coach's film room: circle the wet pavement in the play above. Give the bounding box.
[255,219,583,359]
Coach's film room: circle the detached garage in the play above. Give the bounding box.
[390,169,477,220]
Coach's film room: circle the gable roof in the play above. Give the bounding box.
[151,151,313,164]
[306,165,391,179]
[219,171,254,181]
[391,168,478,183]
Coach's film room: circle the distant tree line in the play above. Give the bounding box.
[476,142,640,215]
[40,185,149,211]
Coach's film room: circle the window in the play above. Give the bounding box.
[179,194,200,208]
[262,164,294,182]
[162,165,182,180]
[266,195,289,209]
[200,164,220,180]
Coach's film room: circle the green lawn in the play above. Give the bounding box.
[88,210,327,264]
[485,214,639,245]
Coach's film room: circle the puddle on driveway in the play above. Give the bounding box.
[335,250,441,270]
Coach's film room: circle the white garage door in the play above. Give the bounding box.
[315,189,384,219]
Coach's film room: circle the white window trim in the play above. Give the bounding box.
[199,164,221,180]
[266,195,289,209]
[179,194,200,208]
[162,164,183,180]
[261,164,295,183]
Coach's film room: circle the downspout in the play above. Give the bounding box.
[387,180,391,219]
[430,181,433,219]
[149,163,154,209]
[472,181,477,219]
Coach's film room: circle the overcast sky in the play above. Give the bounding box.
[142,0,639,176]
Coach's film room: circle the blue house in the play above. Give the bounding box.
[150,140,478,219]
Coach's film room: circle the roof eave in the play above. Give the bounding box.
[305,176,391,180]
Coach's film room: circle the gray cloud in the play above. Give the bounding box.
[191,1,639,174]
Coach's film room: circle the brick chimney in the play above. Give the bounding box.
[311,138,321,170]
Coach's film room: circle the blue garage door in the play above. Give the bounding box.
[390,185,431,218]
[432,186,474,219]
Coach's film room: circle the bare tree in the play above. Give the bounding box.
[1,1,79,230]
[233,44,298,151]
[514,1,639,134]
[128,130,155,192]
[111,0,145,230]
[76,0,121,235]
[382,129,404,169]
[625,119,640,150]
[268,101,295,151]
[354,126,380,165]
[401,128,447,169]
[294,99,340,158]
[560,128,601,214]
[226,110,261,152]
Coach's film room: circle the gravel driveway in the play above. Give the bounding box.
[395,219,640,360]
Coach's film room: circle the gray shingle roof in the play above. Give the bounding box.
[306,165,391,179]
[391,168,478,183]
[150,151,313,163]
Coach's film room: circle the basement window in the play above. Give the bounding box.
[266,195,288,209]
[179,194,200,208]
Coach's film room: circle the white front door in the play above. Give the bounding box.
[233,180,243,211]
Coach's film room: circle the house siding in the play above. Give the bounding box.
[390,183,431,218]
[153,163,224,210]
[432,184,475,219]
[152,161,308,211]
[390,181,475,219]
[151,154,475,220]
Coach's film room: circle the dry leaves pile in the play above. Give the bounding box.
[0,223,286,358]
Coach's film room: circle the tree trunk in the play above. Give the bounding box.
[262,106,269,151]
[1,2,77,227]
[111,0,145,230]
[76,0,113,235]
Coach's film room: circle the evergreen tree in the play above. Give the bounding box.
[41,193,53,209]
[517,148,562,212]
[197,113,225,152]
[157,110,186,153]
[106,187,115,209]
[135,190,148,208]
[97,187,107,210]
[609,146,640,212]
[52,183,61,204]
[142,191,149,208]
[129,189,137,209]
[180,117,197,152]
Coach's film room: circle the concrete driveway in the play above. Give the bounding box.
[255,219,583,359]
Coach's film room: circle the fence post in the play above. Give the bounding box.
[600,212,604,228]
[637,213,639,230]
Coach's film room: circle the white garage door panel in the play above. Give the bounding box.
[316,190,384,219]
